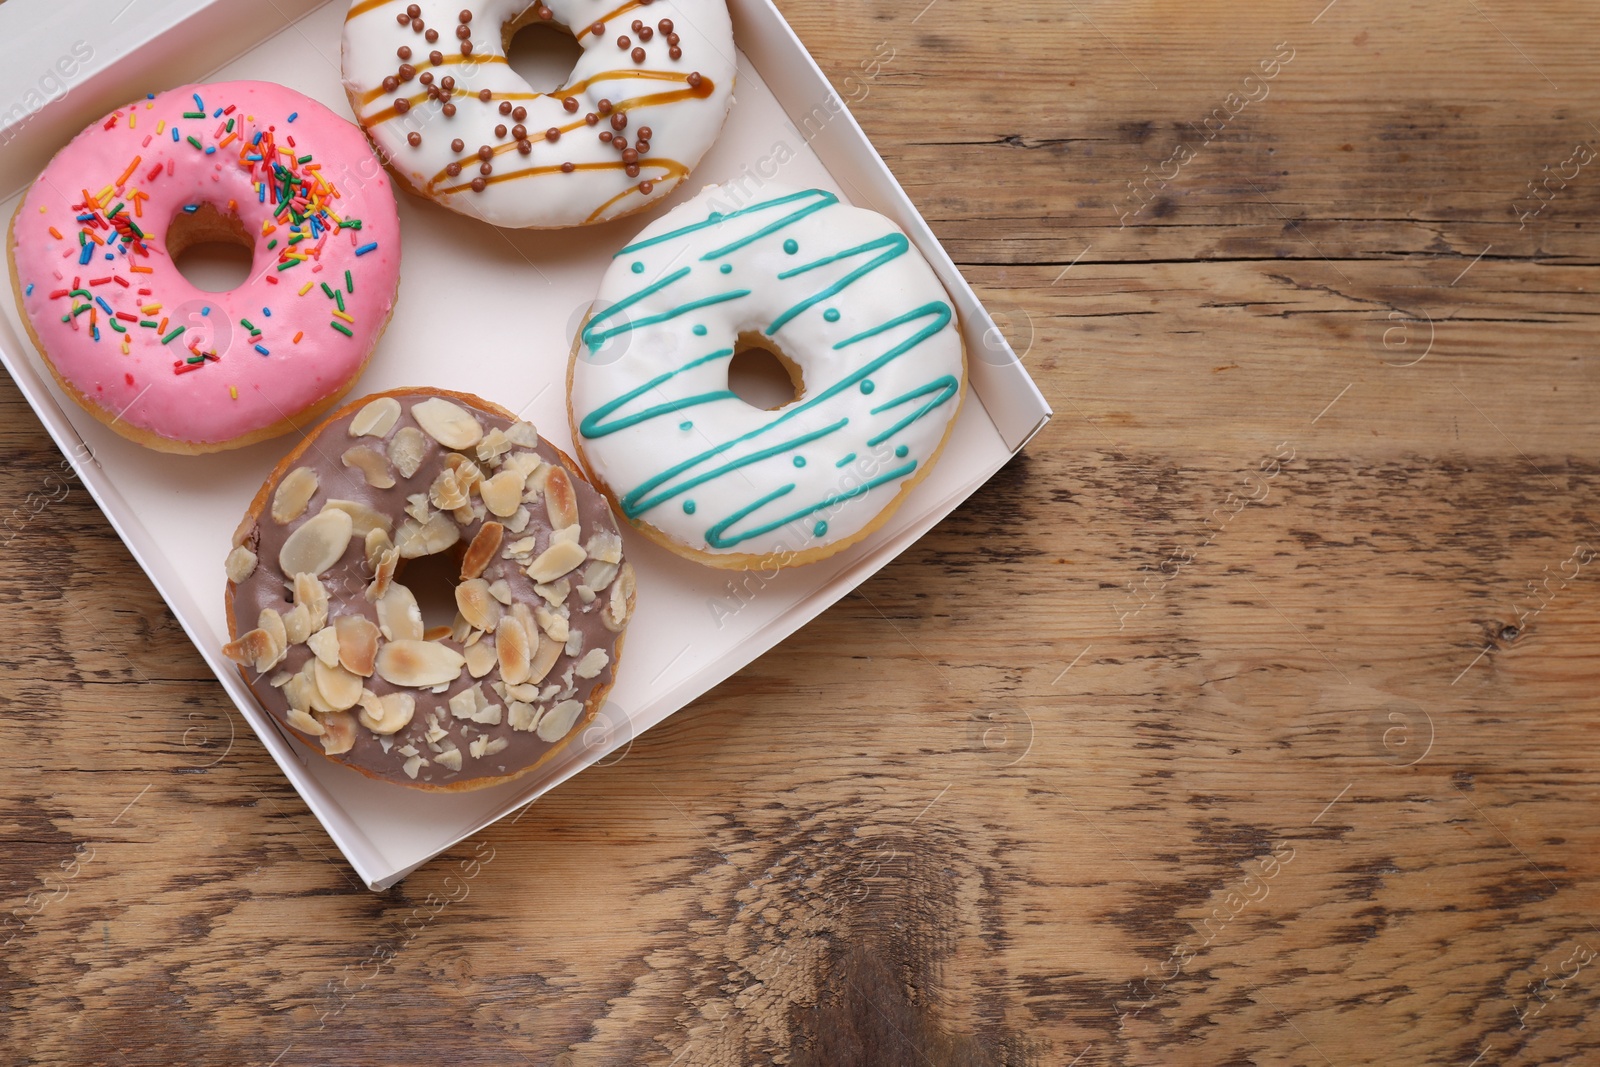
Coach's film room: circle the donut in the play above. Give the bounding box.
[7,81,401,454]
[340,0,735,228]
[568,184,968,570]
[223,388,635,791]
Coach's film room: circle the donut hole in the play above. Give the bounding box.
[166,203,254,293]
[728,333,804,411]
[393,551,464,632]
[504,17,584,94]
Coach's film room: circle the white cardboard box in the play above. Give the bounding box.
[0,0,1050,889]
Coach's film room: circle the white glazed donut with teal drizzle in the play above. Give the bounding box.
[567,184,967,569]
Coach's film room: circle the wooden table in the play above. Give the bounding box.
[5,1,1600,1063]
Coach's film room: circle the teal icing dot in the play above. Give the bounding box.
[823,308,841,322]
[683,500,697,514]
[720,263,733,274]
[860,380,875,395]
[895,444,909,458]
[793,455,806,468]
[783,238,799,254]
[679,420,693,431]
[631,261,645,273]
[693,324,708,336]
[813,520,828,537]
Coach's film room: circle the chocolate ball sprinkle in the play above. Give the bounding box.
[406,4,419,16]
[632,19,644,31]
[638,125,653,140]
[442,102,456,116]
[639,26,653,41]
[412,18,424,32]
[545,127,560,142]
[419,71,434,85]
[426,28,439,42]
[562,161,576,173]
[447,161,462,175]
[617,35,631,49]
[599,130,613,142]
[407,132,422,146]
[658,18,674,33]
[397,12,410,25]
[461,42,472,54]
[479,88,492,101]
[635,139,650,153]
[512,124,527,139]
[512,106,527,121]
[517,140,533,155]
[590,21,605,35]
[458,8,471,22]
[621,148,639,164]
[397,45,412,59]
[632,47,645,62]
[495,124,507,138]
[471,177,487,192]
[480,161,492,175]
[585,112,599,125]
[498,100,512,115]
[441,75,455,89]
[597,98,613,114]
[538,5,553,20]
[687,71,703,88]
[430,49,443,63]
[398,63,415,80]
[382,75,399,92]
[611,112,628,130]
[456,23,471,39]
[563,97,579,113]
[668,46,681,60]
[625,163,640,178]
[451,138,464,153]
[477,144,493,160]
[667,32,679,45]
[393,97,410,113]
[639,180,654,194]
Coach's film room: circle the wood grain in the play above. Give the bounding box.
[5,0,1600,1063]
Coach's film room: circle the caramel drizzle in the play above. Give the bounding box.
[432,157,688,203]
[362,65,695,124]
[357,52,508,107]
[420,77,715,191]
[345,0,393,20]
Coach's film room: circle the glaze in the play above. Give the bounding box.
[341,0,735,227]
[9,81,401,452]
[569,185,966,564]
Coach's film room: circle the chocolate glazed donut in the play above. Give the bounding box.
[223,388,634,791]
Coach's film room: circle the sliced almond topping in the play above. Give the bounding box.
[350,396,402,438]
[424,625,454,642]
[551,524,581,546]
[323,499,393,538]
[456,578,502,632]
[314,659,363,711]
[487,579,513,605]
[504,505,531,534]
[602,561,635,633]
[505,421,540,448]
[460,522,504,581]
[535,606,568,643]
[575,648,610,679]
[375,640,466,688]
[412,397,483,449]
[396,513,460,558]
[279,508,353,578]
[428,467,469,512]
[435,747,463,772]
[464,639,498,678]
[222,626,283,674]
[404,493,433,524]
[301,660,333,713]
[527,540,587,584]
[320,712,358,755]
[582,559,619,593]
[258,608,287,661]
[536,699,584,742]
[450,612,473,644]
[294,573,329,632]
[342,445,395,489]
[480,469,525,517]
[508,701,541,732]
[526,626,561,685]
[390,426,428,479]
[225,545,257,584]
[496,616,533,685]
[365,528,395,570]
[586,530,624,565]
[358,690,416,735]
[335,614,380,676]
[476,427,512,464]
[271,467,318,524]
[286,707,325,736]
[470,735,510,759]
[366,545,399,602]
[307,626,340,668]
[544,466,580,531]
[444,453,485,495]
[376,582,424,642]
[282,602,312,645]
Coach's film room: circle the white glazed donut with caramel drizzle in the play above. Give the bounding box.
[341,0,735,228]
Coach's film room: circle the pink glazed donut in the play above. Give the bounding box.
[8,81,402,454]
